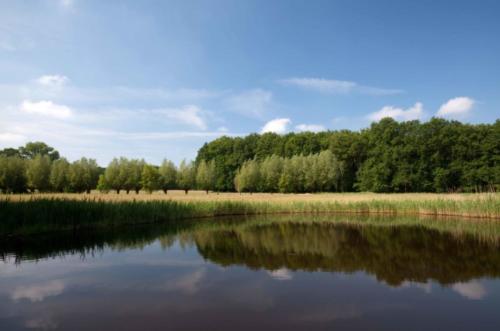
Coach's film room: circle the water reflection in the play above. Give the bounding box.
[1,215,500,330]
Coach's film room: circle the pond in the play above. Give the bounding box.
[1,215,500,330]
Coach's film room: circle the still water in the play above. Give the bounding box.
[1,215,500,330]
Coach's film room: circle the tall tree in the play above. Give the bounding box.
[50,158,71,192]
[103,158,124,194]
[177,160,196,194]
[141,164,160,193]
[159,159,177,194]
[69,158,100,193]
[26,155,52,192]
[0,156,27,193]
[19,142,60,160]
[196,159,216,194]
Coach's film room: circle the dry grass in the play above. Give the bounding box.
[1,192,499,236]
[2,191,498,204]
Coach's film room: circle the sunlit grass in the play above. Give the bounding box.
[0,192,499,236]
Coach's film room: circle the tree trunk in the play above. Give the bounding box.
[184,189,188,195]
[116,189,120,194]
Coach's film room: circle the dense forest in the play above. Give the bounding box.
[1,118,499,194]
[197,118,500,193]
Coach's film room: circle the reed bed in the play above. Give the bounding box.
[3,191,497,203]
[0,193,499,236]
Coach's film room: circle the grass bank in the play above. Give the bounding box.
[1,194,499,236]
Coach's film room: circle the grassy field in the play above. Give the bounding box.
[3,190,498,204]
[0,191,499,236]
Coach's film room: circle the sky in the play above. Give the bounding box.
[0,0,499,165]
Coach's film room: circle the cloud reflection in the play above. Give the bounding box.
[11,280,65,303]
[452,281,487,300]
[164,269,206,295]
[25,316,58,330]
[268,268,293,281]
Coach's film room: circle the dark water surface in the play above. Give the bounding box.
[1,215,500,330]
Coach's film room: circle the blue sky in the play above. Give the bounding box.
[0,0,499,165]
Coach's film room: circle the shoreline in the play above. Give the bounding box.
[1,194,499,236]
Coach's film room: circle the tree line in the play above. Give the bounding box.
[97,158,216,194]
[0,142,100,193]
[1,118,499,194]
[235,151,344,193]
[197,118,500,193]
[0,142,217,194]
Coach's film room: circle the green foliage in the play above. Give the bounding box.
[259,155,284,192]
[196,159,216,193]
[50,158,71,192]
[69,158,100,193]
[177,160,196,194]
[199,118,499,193]
[122,159,145,194]
[0,156,27,193]
[141,164,160,193]
[26,155,52,192]
[96,174,109,193]
[234,159,261,193]
[0,148,20,157]
[103,158,123,193]
[18,141,60,160]
[159,160,178,193]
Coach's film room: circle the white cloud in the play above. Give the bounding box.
[368,102,424,121]
[224,89,273,119]
[36,75,69,87]
[11,280,65,302]
[268,268,293,280]
[281,78,356,94]
[0,132,26,144]
[20,100,73,119]
[437,97,475,118]
[261,118,291,134]
[452,281,486,300]
[280,77,403,95]
[157,105,207,130]
[295,124,326,132]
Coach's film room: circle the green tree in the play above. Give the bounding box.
[0,148,20,157]
[234,159,261,193]
[177,160,196,194]
[96,174,109,193]
[0,156,27,193]
[159,160,177,194]
[50,158,71,192]
[120,158,145,194]
[19,141,60,160]
[196,159,216,193]
[141,164,160,193]
[259,155,283,192]
[26,155,52,192]
[69,158,100,193]
[103,158,124,194]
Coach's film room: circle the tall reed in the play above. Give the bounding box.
[1,196,499,236]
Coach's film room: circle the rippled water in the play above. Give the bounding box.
[1,215,500,330]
